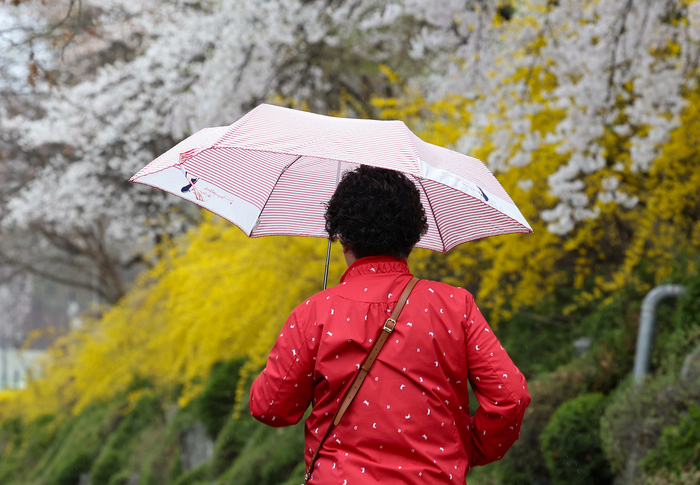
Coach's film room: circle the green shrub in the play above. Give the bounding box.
[257,425,306,484]
[168,449,184,484]
[33,404,113,485]
[52,451,94,485]
[0,455,20,484]
[601,366,700,484]
[109,395,163,451]
[497,357,599,484]
[218,419,305,485]
[653,272,700,373]
[676,272,700,329]
[88,395,164,485]
[642,404,700,476]
[494,309,576,377]
[210,403,265,475]
[644,468,700,485]
[0,417,22,451]
[196,359,245,438]
[24,415,58,463]
[275,461,307,485]
[465,461,502,485]
[91,449,123,485]
[147,402,201,485]
[493,283,652,485]
[540,393,614,485]
[0,418,23,482]
[107,470,133,485]
[126,417,173,485]
[172,463,208,485]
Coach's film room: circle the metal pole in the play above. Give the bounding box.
[622,284,688,483]
[322,160,342,291]
[633,284,687,385]
[323,239,332,291]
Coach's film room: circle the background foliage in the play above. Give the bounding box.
[0,0,699,484]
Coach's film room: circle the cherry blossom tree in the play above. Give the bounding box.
[0,271,32,348]
[0,0,697,303]
[0,0,446,301]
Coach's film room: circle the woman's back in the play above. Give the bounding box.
[250,256,530,483]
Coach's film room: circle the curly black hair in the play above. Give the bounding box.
[324,165,428,260]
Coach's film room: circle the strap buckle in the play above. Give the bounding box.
[383,318,397,333]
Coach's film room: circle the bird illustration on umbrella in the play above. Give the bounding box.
[178,166,203,201]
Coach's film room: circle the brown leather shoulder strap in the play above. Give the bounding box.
[304,277,420,483]
[334,276,419,425]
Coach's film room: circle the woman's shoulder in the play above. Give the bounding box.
[291,287,337,318]
[413,279,474,300]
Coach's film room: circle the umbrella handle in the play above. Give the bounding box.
[322,238,332,290]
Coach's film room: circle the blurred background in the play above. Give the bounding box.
[0,1,699,484]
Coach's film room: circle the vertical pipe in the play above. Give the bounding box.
[623,284,688,483]
[633,284,687,385]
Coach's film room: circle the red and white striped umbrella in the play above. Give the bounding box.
[131,104,532,253]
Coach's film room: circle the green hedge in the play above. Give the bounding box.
[196,359,246,438]
[540,393,613,485]
[642,404,700,476]
[91,449,123,485]
[90,394,164,485]
[53,451,94,485]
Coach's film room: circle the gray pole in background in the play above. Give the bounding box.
[623,284,688,483]
[633,284,687,385]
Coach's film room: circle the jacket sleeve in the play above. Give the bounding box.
[249,309,315,427]
[464,292,531,467]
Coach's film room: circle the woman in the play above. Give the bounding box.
[250,166,531,483]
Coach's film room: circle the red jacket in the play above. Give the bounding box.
[250,256,531,484]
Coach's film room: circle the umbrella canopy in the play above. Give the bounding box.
[131,104,531,252]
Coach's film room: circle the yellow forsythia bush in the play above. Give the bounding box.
[0,218,347,420]
[374,76,700,325]
[2,78,699,423]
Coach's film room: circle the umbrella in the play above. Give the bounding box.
[131,104,532,287]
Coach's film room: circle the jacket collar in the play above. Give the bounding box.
[340,255,411,283]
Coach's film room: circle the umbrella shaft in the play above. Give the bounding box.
[322,160,341,291]
[323,238,332,290]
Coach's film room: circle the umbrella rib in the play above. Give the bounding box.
[257,155,303,218]
[415,177,446,252]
